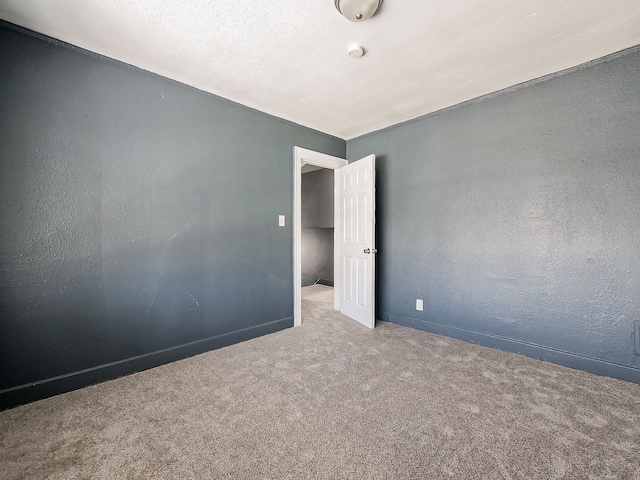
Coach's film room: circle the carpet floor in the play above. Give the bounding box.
[1,285,639,479]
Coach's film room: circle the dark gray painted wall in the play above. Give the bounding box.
[301,229,334,287]
[301,169,334,286]
[302,168,334,228]
[348,47,640,383]
[0,23,345,409]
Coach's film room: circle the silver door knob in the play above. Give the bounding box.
[364,248,377,254]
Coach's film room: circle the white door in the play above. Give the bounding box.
[337,155,376,328]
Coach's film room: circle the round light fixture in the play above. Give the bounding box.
[334,0,383,22]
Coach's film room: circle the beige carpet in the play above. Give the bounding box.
[1,285,639,479]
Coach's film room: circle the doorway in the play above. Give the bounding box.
[300,164,335,326]
[293,147,377,329]
[293,147,346,327]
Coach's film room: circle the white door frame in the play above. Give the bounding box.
[293,146,347,327]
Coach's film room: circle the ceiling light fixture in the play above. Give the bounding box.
[334,0,383,22]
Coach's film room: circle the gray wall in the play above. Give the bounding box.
[301,168,334,286]
[348,47,640,383]
[0,22,345,409]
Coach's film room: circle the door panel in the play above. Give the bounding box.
[338,155,375,328]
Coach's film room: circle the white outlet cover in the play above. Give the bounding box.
[416,299,423,311]
[279,215,285,227]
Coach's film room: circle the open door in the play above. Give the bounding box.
[336,155,376,328]
[293,147,375,329]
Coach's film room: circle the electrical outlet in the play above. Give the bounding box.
[634,321,640,355]
[416,299,423,311]
[278,215,285,227]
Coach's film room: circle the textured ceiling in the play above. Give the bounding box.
[1,0,639,139]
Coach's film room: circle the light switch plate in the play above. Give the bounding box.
[278,215,285,227]
[416,299,423,311]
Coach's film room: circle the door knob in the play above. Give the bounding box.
[364,248,377,254]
